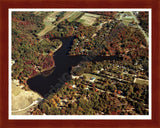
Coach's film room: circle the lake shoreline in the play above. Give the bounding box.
[25,41,63,92]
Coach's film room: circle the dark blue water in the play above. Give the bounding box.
[27,37,83,97]
[27,37,120,97]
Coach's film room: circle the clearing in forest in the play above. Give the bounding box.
[67,12,84,22]
[37,11,74,37]
[78,13,100,26]
[37,11,60,37]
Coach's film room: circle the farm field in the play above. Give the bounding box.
[37,11,74,37]
[78,13,100,26]
[37,11,60,37]
[37,12,101,37]
[67,12,84,22]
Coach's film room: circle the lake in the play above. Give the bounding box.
[27,36,120,97]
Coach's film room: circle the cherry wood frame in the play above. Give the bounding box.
[0,0,160,128]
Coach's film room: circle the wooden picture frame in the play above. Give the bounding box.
[0,0,160,127]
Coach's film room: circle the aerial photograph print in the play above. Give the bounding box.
[9,9,151,119]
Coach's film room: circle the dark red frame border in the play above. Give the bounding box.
[0,0,160,128]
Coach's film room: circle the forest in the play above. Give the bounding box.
[137,12,149,35]
[12,12,62,87]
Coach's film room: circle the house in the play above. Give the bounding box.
[95,70,100,74]
[134,62,138,65]
[19,85,24,89]
[85,87,89,90]
[117,90,122,94]
[11,60,15,66]
[95,89,98,92]
[100,68,104,71]
[90,77,96,82]
[72,85,76,88]
[71,75,79,79]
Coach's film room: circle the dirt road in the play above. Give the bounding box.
[11,79,42,115]
[92,21,107,38]
[37,11,74,37]
[130,11,149,44]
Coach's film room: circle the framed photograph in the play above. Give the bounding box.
[0,0,160,128]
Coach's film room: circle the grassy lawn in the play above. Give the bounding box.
[77,13,100,26]
[67,12,84,22]
[37,12,60,37]
[83,73,101,81]
[37,11,75,37]
[78,19,85,23]
[84,13,100,18]
[83,73,107,90]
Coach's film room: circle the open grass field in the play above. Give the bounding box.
[122,17,134,24]
[67,12,84,22]
[84,13,101,18]
[37,11,74,37]
[78,13,100,26]
[37,12,60,37]
[43,12,60,23]
[37,12,100,37]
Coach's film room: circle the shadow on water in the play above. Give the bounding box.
[27,36,122,98]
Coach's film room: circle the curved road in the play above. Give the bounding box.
[12,99,43,113]
[130,12,149,44]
